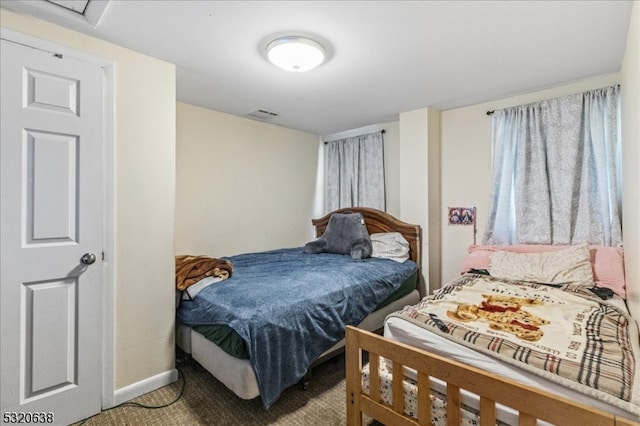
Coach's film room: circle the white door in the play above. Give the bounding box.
[1,39,104,425]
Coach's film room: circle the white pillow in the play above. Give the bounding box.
[489,243,593,285]
[370,232,410,263]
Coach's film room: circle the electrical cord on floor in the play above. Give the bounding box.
[115,367,186,410]
[76,361,187,425]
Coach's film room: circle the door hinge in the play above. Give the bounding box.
[102,251,105,261]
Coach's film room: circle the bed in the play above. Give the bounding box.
[345,243,640,425]
[175,207,422,408]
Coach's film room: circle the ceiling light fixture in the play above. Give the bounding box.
[266,36,325,72]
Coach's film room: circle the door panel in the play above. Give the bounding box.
[1,39,104,425]
[25,278,77,397]
[27,130,79,243]
[24,67,80,116]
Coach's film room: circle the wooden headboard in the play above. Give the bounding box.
[311,207,422,268]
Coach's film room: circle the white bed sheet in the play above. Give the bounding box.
[383,295,640,422]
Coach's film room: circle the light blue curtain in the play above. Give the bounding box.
[326,131,385,212]
[483,85,622,246]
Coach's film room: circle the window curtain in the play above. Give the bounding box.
[326,131,385,212]
[483,85,622,246]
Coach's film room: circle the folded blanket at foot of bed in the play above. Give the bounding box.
[175,255,234,291]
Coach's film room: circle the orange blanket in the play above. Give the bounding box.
[175,255,234,291]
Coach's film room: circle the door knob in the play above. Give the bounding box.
[81,252,97,265]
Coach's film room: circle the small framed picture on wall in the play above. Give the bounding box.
[448,207,475,225]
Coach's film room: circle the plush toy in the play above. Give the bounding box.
[303,212,372,260]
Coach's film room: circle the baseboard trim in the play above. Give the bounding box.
[112,368,179,407]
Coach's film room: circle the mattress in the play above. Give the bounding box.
[361,360,514,425]
[383,295,640,423]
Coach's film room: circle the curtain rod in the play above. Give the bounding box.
[486,84,620,116]
[324,129,385,144]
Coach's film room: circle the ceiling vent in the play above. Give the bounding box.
[247,109,279,120]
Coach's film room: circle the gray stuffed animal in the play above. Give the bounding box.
[303,212,372,260]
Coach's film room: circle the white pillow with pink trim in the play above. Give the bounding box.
[461,244,626,298]
[488,244,593,285]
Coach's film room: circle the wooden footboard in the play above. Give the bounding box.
[345,326,639,426]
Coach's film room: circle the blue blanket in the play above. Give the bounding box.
[177,247,418,408]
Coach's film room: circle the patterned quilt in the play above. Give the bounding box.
[388,274,640,416]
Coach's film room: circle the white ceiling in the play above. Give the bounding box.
[2,0,633,135]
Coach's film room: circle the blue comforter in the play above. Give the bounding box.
[177,247,418,408]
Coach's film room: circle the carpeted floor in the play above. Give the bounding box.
[77,350,380,425]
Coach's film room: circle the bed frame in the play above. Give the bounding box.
[176,207,423,401]
[345,326,639,426]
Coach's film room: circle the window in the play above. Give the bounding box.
[325,131,385,212]
[483,85,622,246]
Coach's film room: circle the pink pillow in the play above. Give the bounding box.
[461,244,626,298]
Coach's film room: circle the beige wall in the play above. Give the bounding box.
[399,108,441,296]
[621,1,640,327]
[1,9,177,391]
[175,103,319,257]
[382,121,402,217]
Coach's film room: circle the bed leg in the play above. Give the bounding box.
[298,369,312,390]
